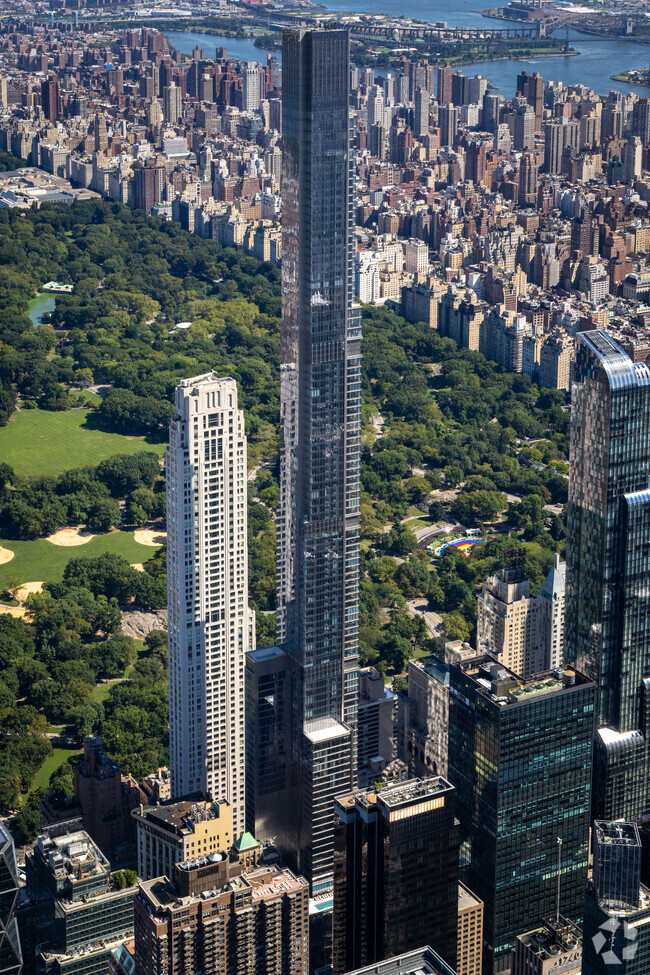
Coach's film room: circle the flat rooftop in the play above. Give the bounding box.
[304,717,350,744]
[458,882,482,914]
[517,917,582,960]
[134,795,228,835]
[337,777,453,815]
[249,868,307,901]
[459,656,592,707]
[595,821,641,848]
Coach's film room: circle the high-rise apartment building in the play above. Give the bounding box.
[40,77,61,123]
[436,64,454,105]
[566,330,650,821]
[270,27,360,891]
[162,83,181,124]
[134,862,309,975]
[514,104,535,151]
[448,656,594,974]
[166,374,253,832]
[332,778,459,974]
[477,561,566,678]
[414,87,430,139]
[242,62,261,111]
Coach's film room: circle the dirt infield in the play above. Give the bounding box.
[133,530,166,547]
[46,526,96,547]
[0,546,14,565]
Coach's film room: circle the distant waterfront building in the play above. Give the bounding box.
[333,778,459,974]
[448,656,594,973]
[166,374,254,832]
[566,330,650,822]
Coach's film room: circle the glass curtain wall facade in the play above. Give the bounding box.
[276,27,360,890]
[448,658,594,974]
[566,330,650,820]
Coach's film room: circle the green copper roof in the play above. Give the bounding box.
[234,832,258,851]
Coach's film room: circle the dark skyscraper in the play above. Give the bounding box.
[332,778,459,974]
[583,821,650,975]
[448,656,594,974]
[255,27,361,894]
[40,77,61,123]
[566,330,650,821]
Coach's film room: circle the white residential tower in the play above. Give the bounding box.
[166,373,253,835]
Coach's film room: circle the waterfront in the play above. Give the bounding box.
[168,0,650,98]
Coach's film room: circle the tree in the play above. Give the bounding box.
[112,869,138,889]
[442,612,470,643]
[384,523,418,557]
[87,498,121,532]
[49,761,74,798]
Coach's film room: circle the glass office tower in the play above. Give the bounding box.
[566,330,650,820]
[448,656,594,975]
[273,27,361,892]
[0,823,21,975]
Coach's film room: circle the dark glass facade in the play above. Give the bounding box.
[274,27,361,889]
[583,881,650,975]
[0,824,21,975]
[447,657,594,974]
[332,779,459,974]
[566,330,650,821]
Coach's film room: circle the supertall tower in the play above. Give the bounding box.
[275,26,361,892]
[566,330,650,822]
[166,374,253,835]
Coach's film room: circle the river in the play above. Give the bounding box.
[167,1,650,99]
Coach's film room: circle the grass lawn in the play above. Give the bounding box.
[91,680,123,705]
[32,746,82,793]
[0,407,166,478]
[0,529,159,590]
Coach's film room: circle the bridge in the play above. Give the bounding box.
[348,22,542,41]
[251,11,544,41]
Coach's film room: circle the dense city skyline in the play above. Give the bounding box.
[3,6,650,975]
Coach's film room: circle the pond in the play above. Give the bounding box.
[28,294,56,327]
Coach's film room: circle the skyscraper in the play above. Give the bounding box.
[448,656,594,974]
[166,374,253,834]
[40,77,61,123]
[162,83,182,124]
[566,330,650,821]
[272,27,360,892]
[0,823,21,975]
[583,822,650,975]
[332,778,459,974]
